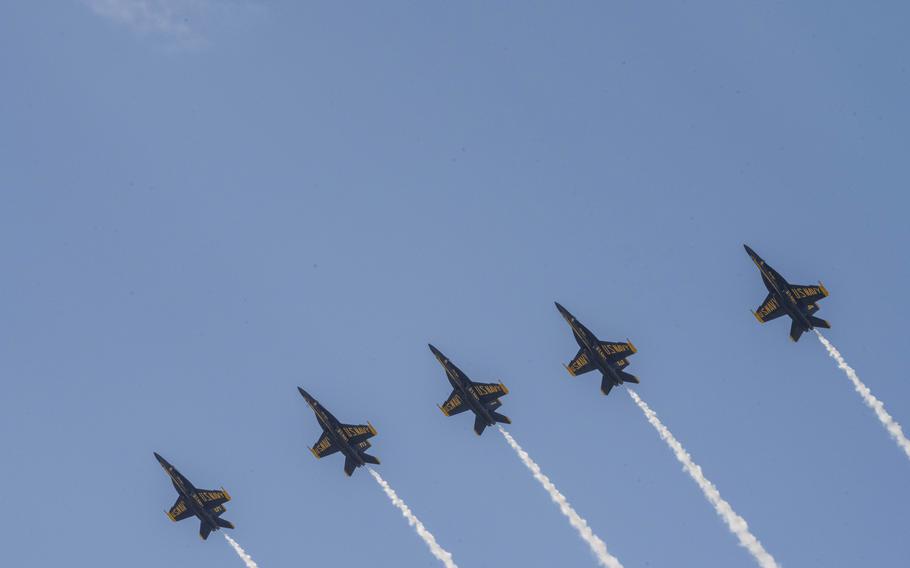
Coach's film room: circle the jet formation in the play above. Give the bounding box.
[299,386,380,476]
[429,343,511,435]
[744,245,830,342]
[555,302,639,396]
[155,244,834,540]
[154,452,234,540]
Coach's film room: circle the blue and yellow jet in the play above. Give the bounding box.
[744,244,830,342]
[298,387,379,477]
[429,344,511,436]
[154,452,234,540]
[555,302,639,396]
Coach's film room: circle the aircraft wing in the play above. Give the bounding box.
[469,382,509,403]
[340,423,378,445]
[167,497,195,522]
[598,341,637,362]
[566,349,595,376]
[197,489,231,509]
[790,283,828,306]
[753,294,786,322]
[439,390,469,416]
[311,431,340,458]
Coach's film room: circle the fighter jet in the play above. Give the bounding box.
[298,387,379,477]
[555,302,639,396]
[429,344,511,436]
[154,452,234,540]
[744,245,830,342]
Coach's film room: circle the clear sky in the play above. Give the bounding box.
[2,2,909,567]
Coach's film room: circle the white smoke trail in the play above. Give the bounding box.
[223,534,259,568]
[815,330,910,461]
[626,389,778,568]
[497,426,623,568]
[368,468,458,568]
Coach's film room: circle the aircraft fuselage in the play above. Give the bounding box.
[755,254,814,332]
[563,309,624,387]
[446,366,496,426]
[314,406,365,467]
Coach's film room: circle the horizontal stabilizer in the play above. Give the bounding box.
[473,415,488,436]
[809,316,830,329]
[214,517,234,529]
[199,523,213,540]
[491,411,511,425]
[601,377,614,396]
[789,321,805,342]
[618,371,639,384]
[344,456,357,477]
[361,452,380,465]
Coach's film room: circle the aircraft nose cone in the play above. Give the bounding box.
[743,244,756,256]
[297,386,311,399]
[154,452,169,468]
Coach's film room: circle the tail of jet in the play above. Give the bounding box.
[343,456,358,477]
[473,412,511,436]
[198,518,233,540]
[618,371,639,384]
[215,517,235,529]
[601,371,638,395]
[491,412,511,424]
[789,322,804,342]
[809,316,830,329]
[342,453,379,476]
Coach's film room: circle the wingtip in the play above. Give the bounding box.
[626,338,637,353]
[563,363,576,377]
[751,309,763,323]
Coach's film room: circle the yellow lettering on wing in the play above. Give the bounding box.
[442,394,462,414]
[757,297,779,318]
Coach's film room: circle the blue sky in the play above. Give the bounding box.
[2,2,909,566]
